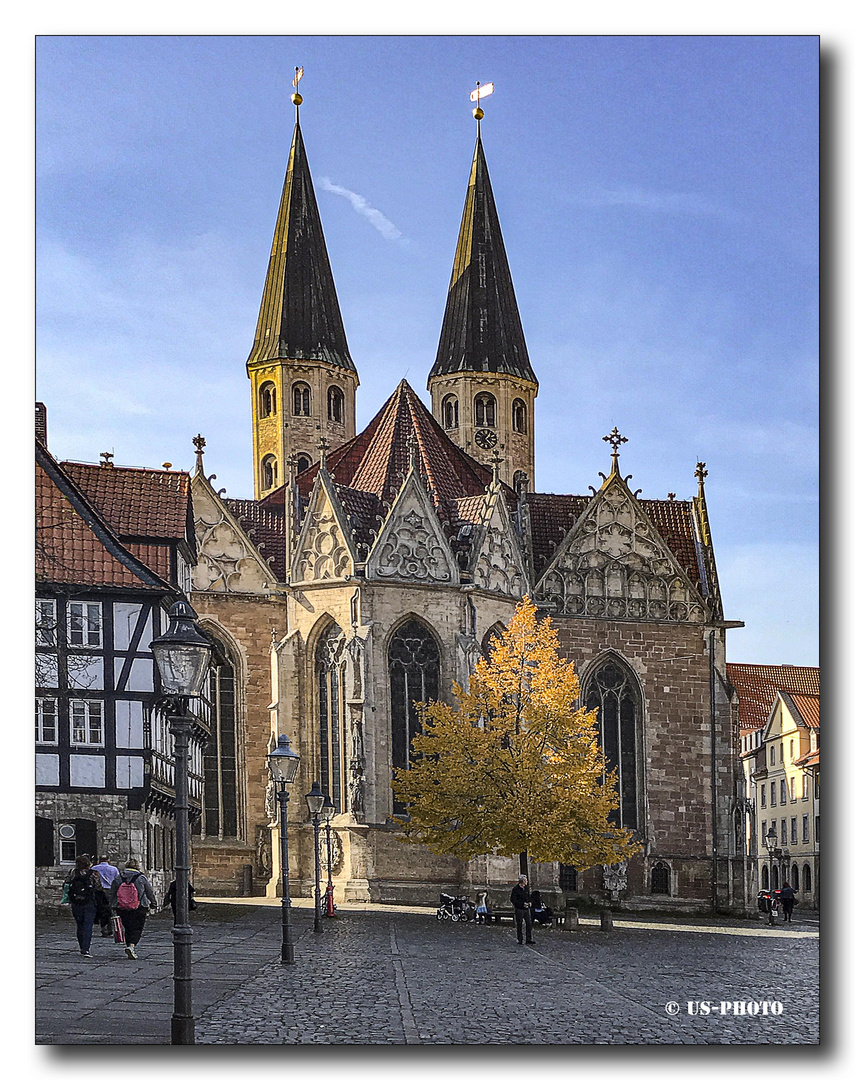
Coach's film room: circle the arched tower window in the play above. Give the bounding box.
[651,862,671,895]
[328,386,344,423]
[512,398,527,434]
[442,394,459,430]
[259,381,277,418]
[292,382,311,417]
[261,455,278,490]
[317,624,347,812]
[584,658,641,830]
[295,453,312,475]
[389,620,440,814]
[194,642,240,840]
[474,392,496,428]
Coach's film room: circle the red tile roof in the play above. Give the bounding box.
[37,446,173,592]
[62,461,191,541]
[787,692,820,730]
[727,664,820,731]
[794,747,819,769]
[225,498,287,580]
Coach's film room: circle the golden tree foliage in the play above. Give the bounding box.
[392,596,640,870]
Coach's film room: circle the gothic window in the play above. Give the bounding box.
[803,863,812,891]
[328,386,344,423]
[194,643,240,841]
[292,382,311,417]
[389,620,440,813]
[559,864,578,891]
[474,392,496,428]
[512,398,527,434]
[261,455,278,490]
[317,624,347,812]
[791,864,799,891]
[442,394,459,430]
[584,658,641,830]
[259,381,277,418]
[761,864,769,890]
[296,454,312,475]
[651,862,671,895]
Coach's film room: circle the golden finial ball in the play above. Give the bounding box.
[291,92,303,106]
[472,106,484,121]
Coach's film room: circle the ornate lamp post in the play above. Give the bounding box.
[763,825,778,925]
[150,600,212,1046]
[305,782,325,933]
[267,734,300,964]
[321,794,336,917]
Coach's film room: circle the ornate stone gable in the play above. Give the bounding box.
[470,489,528,598]
[191,473,274,593]
[365,469,460,585]
[535,474,708,623]
[292,472,355,583]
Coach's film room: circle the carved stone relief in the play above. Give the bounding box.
[536,480,706,622]
[293,486,353,582]
[367,476,458,584]
[193,498,269,593]
[471,498,527,597]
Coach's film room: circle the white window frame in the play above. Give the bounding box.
[70,699,104,746]
[36,598,57,647]
[68,601,103,648]
[36,697,58,745]
[58,822,77,864]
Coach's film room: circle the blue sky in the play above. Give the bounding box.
[34,34,818,665]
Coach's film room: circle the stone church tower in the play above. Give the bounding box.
[246,101,359,499]
[428,128,538,491]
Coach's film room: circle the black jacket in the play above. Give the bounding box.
[510,884,530,909]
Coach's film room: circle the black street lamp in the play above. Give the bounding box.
[150,600,212,1046]
[321,794,336,917]
[267,733,300,964]
[763,825,778,925]
[305,781,325,933]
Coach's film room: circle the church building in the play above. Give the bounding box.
[188,92,748,914]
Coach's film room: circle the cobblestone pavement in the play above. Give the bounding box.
[36,903,818,1045]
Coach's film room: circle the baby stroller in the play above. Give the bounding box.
[436,892,476,922]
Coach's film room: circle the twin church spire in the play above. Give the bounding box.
[247,79,536,498]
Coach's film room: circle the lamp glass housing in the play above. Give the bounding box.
[268,734,300,785]
[305,782,325,818]
[321,795,336,822]
[150,601,212,697]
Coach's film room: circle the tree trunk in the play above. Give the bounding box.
[519,850,529,878]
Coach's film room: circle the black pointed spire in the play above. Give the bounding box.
[429,135,536,384]
[247,119,355,373]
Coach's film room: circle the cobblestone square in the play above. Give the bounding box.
[36,899,818,1045]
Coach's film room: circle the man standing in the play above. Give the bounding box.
[510,874,535,945]
[92,856,120,937]
[779,881,796,923]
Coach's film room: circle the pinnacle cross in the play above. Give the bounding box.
[603,427,628,469]
[695,461,708,486]
[317,436,331,468]
[192,434,206,473]
[99,451,114,469]
[489,448,504,485]
[291,65,304,118]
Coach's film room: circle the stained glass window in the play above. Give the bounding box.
[317,624,347,812]
[585,659,640,830]
[389,620,440,813]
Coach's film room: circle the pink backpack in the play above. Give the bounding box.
[116,874,141,910]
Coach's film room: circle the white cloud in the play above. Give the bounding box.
[319,177,405,241]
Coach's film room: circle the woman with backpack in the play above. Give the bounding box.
[65,854,102,957]
[110,858,157,960]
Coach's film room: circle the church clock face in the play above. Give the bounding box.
[475,428,498,449]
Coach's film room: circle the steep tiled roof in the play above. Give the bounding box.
[727,664,821,731]
[62,461,191,542]
[225,498,286,581]
[246,119,355,374]
[429,135,536,384]
[785,692,820,730]
[37,444,173,593]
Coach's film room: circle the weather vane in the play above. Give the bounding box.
[291,66,304,115]
[470,80,495,130]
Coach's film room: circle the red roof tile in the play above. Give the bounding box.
[62,461,191,541]
[794,747,819,769]
[225,498,287,580]
[788,692,820,730]
[37,448,171,592]
[727,664,820,731]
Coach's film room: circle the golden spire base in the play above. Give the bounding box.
[291,92,303,106]
[472,106,484,120]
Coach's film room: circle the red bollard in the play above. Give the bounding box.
[324,882,336,917]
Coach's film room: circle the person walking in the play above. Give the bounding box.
[510,874,535,945]
[65,855,100,957]
[110,858,157,960]
[91,856,119,937]
[779,881,796,923]
[166,878,197,922]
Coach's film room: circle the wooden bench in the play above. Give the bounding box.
[487,907,563,927]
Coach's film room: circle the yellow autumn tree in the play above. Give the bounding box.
[392,595,640,871]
